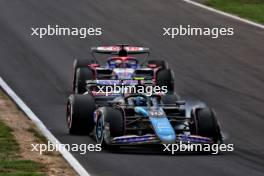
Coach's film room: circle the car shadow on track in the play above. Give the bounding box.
[102,145,223,156]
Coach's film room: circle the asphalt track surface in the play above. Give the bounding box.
[0,1,264,176]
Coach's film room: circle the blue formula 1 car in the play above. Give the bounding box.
[72,44,174,94]
[66,93,222,149]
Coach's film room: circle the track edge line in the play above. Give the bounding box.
[182,0,264,29]
[0,77,91,176]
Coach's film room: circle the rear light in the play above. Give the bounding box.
[148,64,157,68]
[90,63,100,67]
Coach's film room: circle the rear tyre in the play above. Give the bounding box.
[191,108,221,143]
[156,69,174,93]
[96,107,124,150]
[74,59,95,72]
[73,59,95,92]
[66,94,96,135]
[75,68,93,94]
[147,60,168,69]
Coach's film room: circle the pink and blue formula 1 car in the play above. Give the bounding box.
[73,44,174,94]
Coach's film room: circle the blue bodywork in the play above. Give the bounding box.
[111,103,213,144]
[111,105,213,145]
[135,106,176,143]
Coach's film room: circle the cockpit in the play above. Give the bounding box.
[108,57,138,69]
[124,94,162,107]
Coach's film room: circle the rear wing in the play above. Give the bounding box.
[91,44,150,65]
[91,45,150,55]
[85,79,153,86]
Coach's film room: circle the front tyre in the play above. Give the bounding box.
[190,108,222,143]
[66,94,96,134]
[95,107,124,150]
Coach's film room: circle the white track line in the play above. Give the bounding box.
[183,0,264,29]
[0,77,90,176]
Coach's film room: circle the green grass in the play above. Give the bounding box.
[0,121,45,176]
[205,0,264,24]
[0,160,45,176]
[0,122,19,160]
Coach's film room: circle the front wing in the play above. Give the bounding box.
[111,134,213,145]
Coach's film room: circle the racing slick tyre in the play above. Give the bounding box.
[96,107,124,150]
[75,68,93,94]
[156,69,174,93]
[73,59,95,92]
[191,108,222,143]
[147,60,168,69]
[74,59,95,72]
[66,94,96,135]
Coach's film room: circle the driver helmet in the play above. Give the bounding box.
[133,96,147,106]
